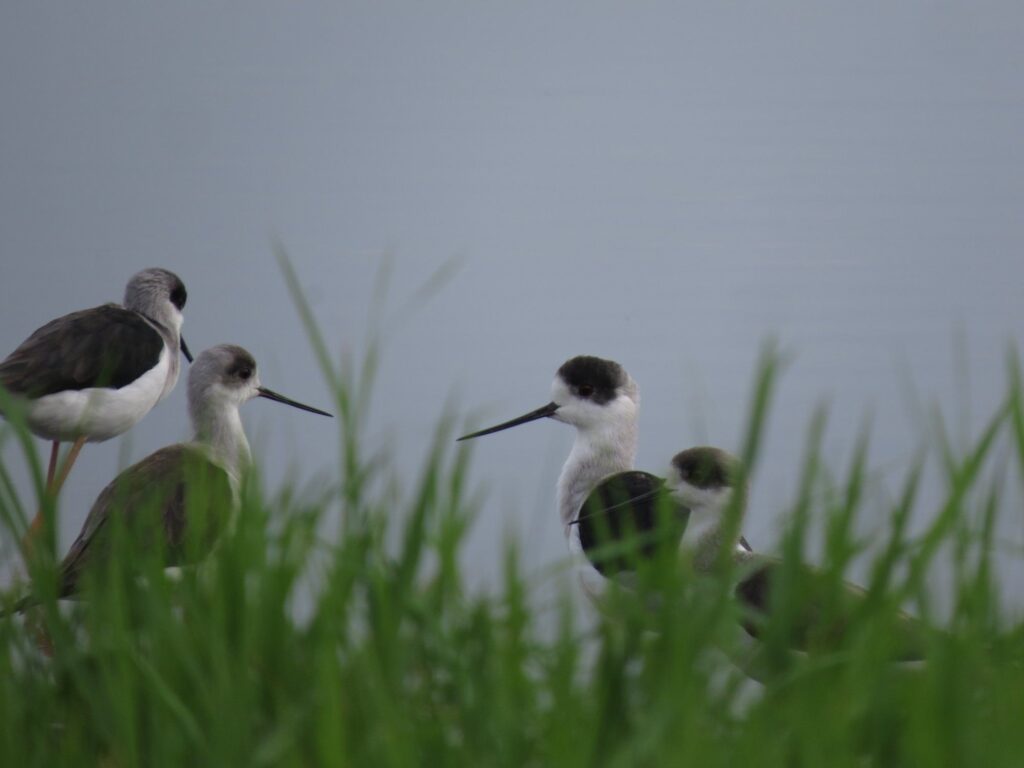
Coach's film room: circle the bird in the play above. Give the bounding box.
[663,446,747,574]
[6,343,332,612]
[0,268,194,538]
[663,446,929,664]
[566,446,744,589]
[456,355,751,600]
[457,357,927,670]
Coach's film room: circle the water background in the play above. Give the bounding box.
[2,3,1022,610]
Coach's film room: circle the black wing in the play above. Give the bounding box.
[0,304,164,398]
[59,444,234,597]
[734,555,927,660]
[576,470,690,577]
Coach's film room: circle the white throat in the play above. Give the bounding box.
[138,308,183,401]
[675,488,749,572]
[681,504,728,572]
[191,401,251,485]
[557,418,638,532]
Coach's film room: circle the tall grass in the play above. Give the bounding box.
[0,274,1022,766]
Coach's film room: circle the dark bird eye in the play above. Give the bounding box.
[237,368,252,380]
[170,285,187,310]
[578,384,594,398]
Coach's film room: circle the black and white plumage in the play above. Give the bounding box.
[573,449,756,579]
[664,447,928,662]
[567,450,753,600]
[458,358,926,668]
[458,356,754,600]
[9,344,332,610]
[575,471,683,577]
[0,268,194,507]
[459,356,640,527]
[556,445,927,668]
[0,268,191,441]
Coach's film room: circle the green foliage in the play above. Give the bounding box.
[1,273,1023,766]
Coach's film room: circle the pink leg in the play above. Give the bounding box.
[23,437,85,554]
[21,439,85,649]
[50,436,86,497]
[45,441,59,490]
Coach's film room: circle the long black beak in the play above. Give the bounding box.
[457,402,559,441]
[257,386,333,417]
[180,335,194,363]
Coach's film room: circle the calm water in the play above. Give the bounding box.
[1,4,1022,611]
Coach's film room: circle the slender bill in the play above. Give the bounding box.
[257,386,333,417]
[180,336,194,363]
[457,402,559,441]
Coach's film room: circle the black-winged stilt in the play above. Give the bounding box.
[8,343,331,611]
[0,268,193,540]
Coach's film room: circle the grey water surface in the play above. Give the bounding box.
[1,3,1022,611]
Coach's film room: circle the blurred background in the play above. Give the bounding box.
[1,3,1022,610]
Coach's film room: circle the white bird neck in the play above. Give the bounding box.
[681,491,749,572]
[190,401,251,484]
[136,311,182,401]
[557,419,638,532]
[681,505,728,572]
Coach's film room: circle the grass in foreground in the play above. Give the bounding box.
[1,276,1023,766]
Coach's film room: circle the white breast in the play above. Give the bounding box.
[26,346,172,442]
[567,523,609,602]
